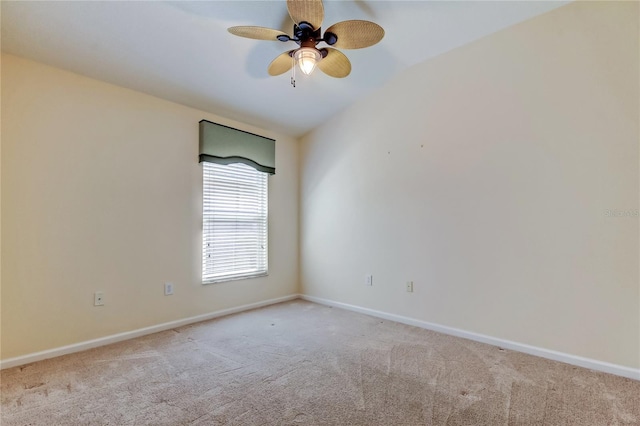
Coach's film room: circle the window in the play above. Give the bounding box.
[202,162,268,283]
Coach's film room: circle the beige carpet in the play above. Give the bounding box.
[1,300,639,425]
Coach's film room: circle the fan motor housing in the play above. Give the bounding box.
[294,22,322,45]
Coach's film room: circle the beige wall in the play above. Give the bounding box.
[300,1,639,369]
[1,54,299,360]
[0,52,3,360]
[2,1,639,371]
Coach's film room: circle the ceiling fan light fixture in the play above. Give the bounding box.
[228,0,385,83]
[294,47,322,75]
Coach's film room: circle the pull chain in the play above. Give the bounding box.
[290,54,296,88]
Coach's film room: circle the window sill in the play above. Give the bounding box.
[202,272,268,285]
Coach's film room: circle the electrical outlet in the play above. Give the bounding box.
[94,291,105,306]
[365,275,373,286]
[406,281,414,292]
[164,282,174,296]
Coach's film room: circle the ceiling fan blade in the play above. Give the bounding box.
[324,20,385,49]
[287,0,324,30]
[317,48,351,78]
[268,50,295,76]
[228,26,288,41]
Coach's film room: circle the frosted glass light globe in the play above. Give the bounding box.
[294,47,322,75]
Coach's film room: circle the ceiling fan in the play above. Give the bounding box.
[228,0,385,82]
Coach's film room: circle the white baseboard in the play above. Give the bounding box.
[300,294,640,381]
[4,293,638,381]
[0,294,298,370]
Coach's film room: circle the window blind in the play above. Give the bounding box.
[202,162,268,283]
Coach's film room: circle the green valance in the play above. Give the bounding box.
[199,120,276,175]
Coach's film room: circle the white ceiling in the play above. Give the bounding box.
[1,1,568,137]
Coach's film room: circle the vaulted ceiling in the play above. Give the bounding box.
[1,1,567,136]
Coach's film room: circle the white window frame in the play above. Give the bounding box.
[202,162,268,284]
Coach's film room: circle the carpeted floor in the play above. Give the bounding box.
[1,300,639,425]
